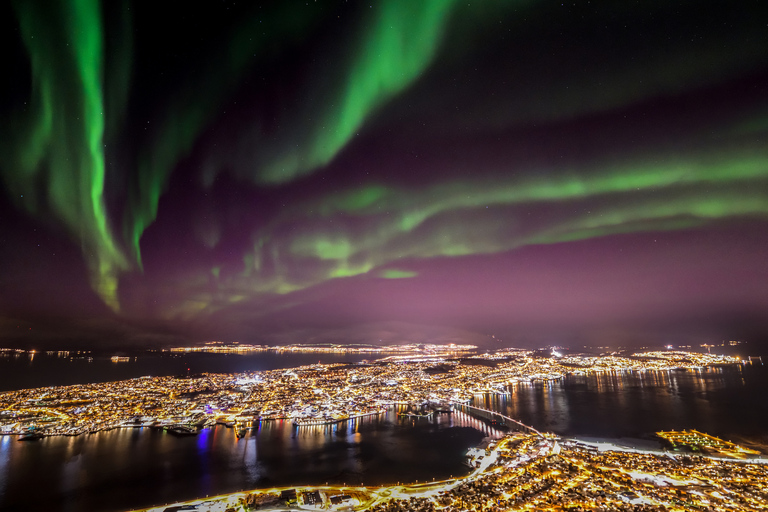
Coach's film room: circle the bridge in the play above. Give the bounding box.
[450,401,544,437]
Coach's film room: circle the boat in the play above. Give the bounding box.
[121,416,158,428]
[293,409,383,426]
[165,425,198,436]
[18,431,44,441]
[293,417,340,427]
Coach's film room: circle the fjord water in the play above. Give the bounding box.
[476,363,768,442]
[0,353,766,512]
[0,409,491,512]
[0,351,375,392]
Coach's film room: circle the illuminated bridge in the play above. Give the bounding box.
[450,401,544,437]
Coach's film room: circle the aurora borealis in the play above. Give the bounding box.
[1,0,767,346]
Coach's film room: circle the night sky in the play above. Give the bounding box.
[1,0,767,349]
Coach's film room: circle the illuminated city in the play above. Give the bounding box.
[3,348,766,511]
[0,349,740,437]
[164,342,478,356]
[2,0,768,510]
[134,432,768,512]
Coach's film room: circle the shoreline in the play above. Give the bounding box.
[566,435,768,463]
[128,431,768,512]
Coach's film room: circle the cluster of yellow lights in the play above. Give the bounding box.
[0,349,743,439]
[164,342,477,355]
[134,432,767,512]
[0,347,762,511]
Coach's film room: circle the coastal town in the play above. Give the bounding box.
[163,342,478,356]
[1,347,765,511]
[0,349,739,437]
[133,432,768,512]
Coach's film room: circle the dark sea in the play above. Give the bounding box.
[0,352,766,512]
[0,351,376,392]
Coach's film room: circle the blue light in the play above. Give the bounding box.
[197,427,210,452]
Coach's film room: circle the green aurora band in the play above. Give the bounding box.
[123,2,323,266]
[3,0,129,310]
[157,151,768,320]
[126,0,462,264]
[257,0,458,184]
[280,153,768,266]
[2,1,768,317]
[379,269,420,279]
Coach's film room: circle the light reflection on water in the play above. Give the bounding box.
[0,435,10,498]
[0,362,764,511]
[0,407,486,512]
[0,351,375,392]
[473,365,767,440]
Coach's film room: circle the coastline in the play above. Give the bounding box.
[567,435,768,463]
[128,431,768,512]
